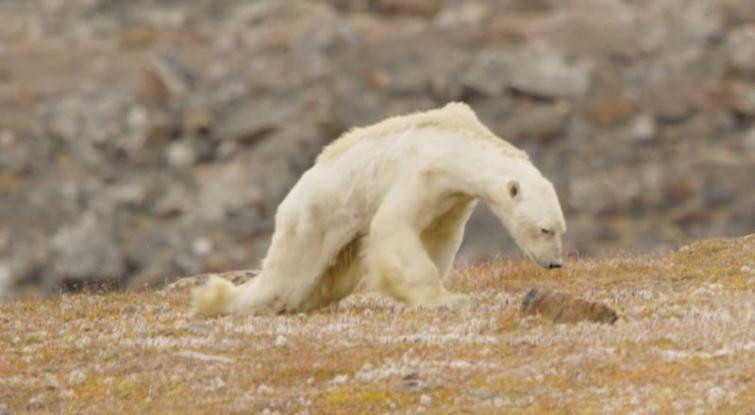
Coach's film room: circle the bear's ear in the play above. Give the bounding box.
[507,180,520,199]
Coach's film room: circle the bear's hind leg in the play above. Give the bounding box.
[299,236,365,311]
[237,217,357,314]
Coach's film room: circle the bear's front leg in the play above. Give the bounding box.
[366,215,469,308]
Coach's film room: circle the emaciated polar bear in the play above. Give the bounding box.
[192,102,566,316]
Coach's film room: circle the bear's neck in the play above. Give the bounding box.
[438,141,530,204]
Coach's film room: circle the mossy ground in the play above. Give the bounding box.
[1,235,753,414]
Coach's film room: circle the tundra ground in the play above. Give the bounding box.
[1,235,753,414]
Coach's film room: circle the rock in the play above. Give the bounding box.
[120,25,159,49]
[507,44,592,99]
[434,3,487,27]
[501,103,569,142]
[568,173,637,215]
[50,214,124,283]
[195,160,264,221]
[191,237,213,256]
[375,0,440,17]
[154,185,192,218]
[106,182,147,208]
[702,164,745,206]
[520,289,618,324]
[329,374,349,385]
[744,127,755,152]
[0,173,22,192]
[665,177,698,205]
[165,140,197,168]
[645,82,696,123]
[720,0,755,26]
[42,92,133,166]
[274,335,287,347]
[625,114,657,142]
[215,99,280,145]
[182,107,212,136]
[460,50,511,97]
[139,50,195,103]
[724,81,755,115]
[584,98,636,127]
[727,24,755,75]
[325,0,371,14]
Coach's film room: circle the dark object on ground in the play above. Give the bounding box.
[521,288,618,324]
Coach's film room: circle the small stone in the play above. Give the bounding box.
[183,107,212,136]
[419,394,432,406]
[744,127,755,152]
[257,383,274,394]
[165,140,197,168]
[154,186,191,218]
[627,114,657,142]
[216,99,280,145]
[28,394,45,407]
[727,24,755,75]
[585,98,636,127]
[68,370,87,385]
[502,104,568,142]
[459,52,510,97]
[435,3,487,27]
[0,129,15,147]
[120,25,159,48]
[722,81,755,115]
[508,45,592,99]
[51,214,124,283]
[330,374,349,385]
[191,238,213,256]
[143,50,194,101]
[109,182,147,207]
[274,335,287,347]
[376,0,439,17]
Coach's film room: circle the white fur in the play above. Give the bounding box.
[191,102,566,316]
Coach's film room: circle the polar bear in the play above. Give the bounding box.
[192,102,566,317]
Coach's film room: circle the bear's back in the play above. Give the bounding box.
[316,102,527,163]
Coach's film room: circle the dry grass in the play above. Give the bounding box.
[1,234,753,414]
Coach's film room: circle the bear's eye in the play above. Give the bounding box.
[540,228,552,235]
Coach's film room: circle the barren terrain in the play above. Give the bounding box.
[1,234,753,414]
[2,0,754,293]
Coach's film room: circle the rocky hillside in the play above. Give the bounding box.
[1,234,753,413]
[0,0,753,292]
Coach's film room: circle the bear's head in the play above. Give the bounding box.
[488,164,566,269]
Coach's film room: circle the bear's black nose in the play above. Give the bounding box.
[548,263,562,269]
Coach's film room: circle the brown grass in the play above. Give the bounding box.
[1,235,753,414]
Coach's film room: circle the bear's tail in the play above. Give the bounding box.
[191,275,240,317]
